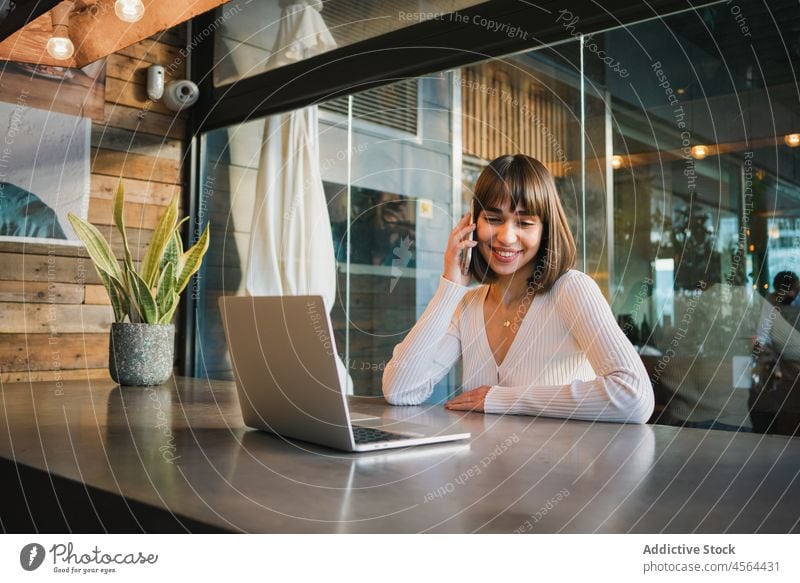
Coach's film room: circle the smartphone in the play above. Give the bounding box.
[460,208,475,276]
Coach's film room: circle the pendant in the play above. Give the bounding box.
[503,320,511,327]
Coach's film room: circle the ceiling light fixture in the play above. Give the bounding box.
[115,0,146,23]
[611,155,623,170]
[46,1,75,61]
[691,145,708,160]
[784,133,800,147]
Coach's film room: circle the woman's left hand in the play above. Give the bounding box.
[444,385,492,412]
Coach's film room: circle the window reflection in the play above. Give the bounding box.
[200,0,800,437]
[588,0,800,436]
[325,183,417,267]
[213,0,485,86]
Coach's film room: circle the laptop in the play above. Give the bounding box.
[218,295,471,452]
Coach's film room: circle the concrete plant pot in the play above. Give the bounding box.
[109,323,175,386]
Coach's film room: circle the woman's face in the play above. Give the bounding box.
[476,198,543,278]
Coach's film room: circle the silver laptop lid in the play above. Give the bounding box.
[219,295,355,451]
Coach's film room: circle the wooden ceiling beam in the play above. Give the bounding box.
[0,0,229,67]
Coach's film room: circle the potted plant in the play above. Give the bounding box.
[68,183,209,386]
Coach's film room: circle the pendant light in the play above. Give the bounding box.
[115,0,146,23]
[690,145,708,160]
[46,1,75,61]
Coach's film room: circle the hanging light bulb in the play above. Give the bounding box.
[46,35,75,60]
[691,145,708,159]
[115,0,146,23]
[784,133,800,147]
[611,155,623,170]
[47,2,75,61]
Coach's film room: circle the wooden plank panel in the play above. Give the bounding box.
[0,281,84,304]
[92,174,179,206]
[0,241,88,258]
[88,198,169,231]
[84,285,111,305]
[96,225,152,261]
[91,125,183,161]
[0,333,109,371]
[0,303,113,334]
[107,52,186,83]
[103,103,186,139]
[0,368,110,384]
[0,241,148,271]
[0,253,101,285]
[115,39,182,66]
[105,76,175,116]
[91,147,182,184]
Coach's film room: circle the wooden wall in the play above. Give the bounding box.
[0,28,188,384]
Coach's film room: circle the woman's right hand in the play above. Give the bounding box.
[443,212,478,286]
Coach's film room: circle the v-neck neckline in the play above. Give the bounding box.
[479,284,536,370]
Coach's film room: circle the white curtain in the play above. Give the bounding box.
[246,1,353,393]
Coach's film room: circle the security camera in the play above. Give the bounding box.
[147,65,165,100]
[162,79,199,112]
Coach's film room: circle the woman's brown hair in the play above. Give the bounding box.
[467,154,576,293]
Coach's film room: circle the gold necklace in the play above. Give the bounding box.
[492,285,536,328]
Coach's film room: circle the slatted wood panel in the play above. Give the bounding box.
[461,61,573,177]
[104,103,186,140]
[92,174,179,207]
[0,333,109,371]
[0,31,187,384]
[0,368,111,384]
[0,281,84,304]
[91,148,182,184]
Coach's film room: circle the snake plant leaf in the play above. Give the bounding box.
[123,263,143,323]
[160,233,179,276]
[155,262,176,313]
[141,193,180,288]
[175,215,190,233]
[67,213,122,281]
[129,268,159,324]
[112,181,135,274]
[160,216,187,275]
[68,181,210,326]
[98,271,129,323]
[176,223,210,294]
[174,220,184,251]
[158,291,181,324]
[171,226,184,272]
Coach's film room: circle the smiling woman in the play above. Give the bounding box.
[382,154,655,424]
[469,155,576,294]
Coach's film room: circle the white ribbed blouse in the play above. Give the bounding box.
[382,270,655,424]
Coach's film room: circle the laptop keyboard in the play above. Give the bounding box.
[352,425,410,444]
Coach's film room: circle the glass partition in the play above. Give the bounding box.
[198,0,800,436]
[197,74,461,403]
[587,0,800,435]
